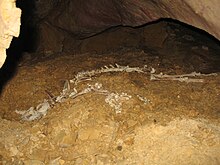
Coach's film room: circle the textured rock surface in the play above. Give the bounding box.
[38,0,220,39]
[0,0,21,67]
[34,0,220,54]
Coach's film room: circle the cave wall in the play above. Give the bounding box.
[37,0,220,38]
[0,0,21,67]
[36,0,220,54]
[0,0,220,68]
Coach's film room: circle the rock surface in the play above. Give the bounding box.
[39,0,220,38]
[0,0,21,67]
[35,0,220,54]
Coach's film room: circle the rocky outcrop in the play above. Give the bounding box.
[0,0,21,67]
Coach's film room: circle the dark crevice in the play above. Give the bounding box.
[0,0,37,94]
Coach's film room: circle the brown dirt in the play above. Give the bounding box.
[0,22,220,164]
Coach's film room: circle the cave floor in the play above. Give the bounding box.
[0,23,220,164]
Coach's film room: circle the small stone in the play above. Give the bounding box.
[78,127,100,141]
[59,159,65,165]
[124,137,134,146]
[9,146,19,156]
[60,134,76,148]
[49,157,62,165]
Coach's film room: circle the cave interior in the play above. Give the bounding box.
[0,0,220,164]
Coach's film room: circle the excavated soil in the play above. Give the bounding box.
[0,22,220,164]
